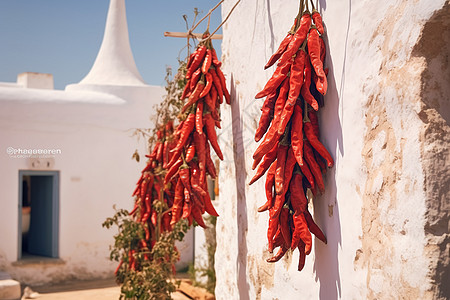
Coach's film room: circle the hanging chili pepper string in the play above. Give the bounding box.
[251,0,331,272]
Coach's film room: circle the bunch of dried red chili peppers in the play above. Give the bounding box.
[164,34,229,228]
[251,0,330,271]
[124,121,177,272]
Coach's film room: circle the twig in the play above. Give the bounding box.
[199,0,242,43]
[190,0,224,33]
[164,32,223,40]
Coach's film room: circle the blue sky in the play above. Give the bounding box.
[0,1,222,90]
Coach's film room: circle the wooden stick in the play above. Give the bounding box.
[164,31,223,40]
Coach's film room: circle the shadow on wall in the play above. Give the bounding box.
[312,0,349,299]
[230,74,251,300]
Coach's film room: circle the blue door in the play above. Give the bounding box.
[19,171,59,259]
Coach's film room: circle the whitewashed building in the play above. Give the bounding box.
[215,0,449,299]
[0,0,193,287]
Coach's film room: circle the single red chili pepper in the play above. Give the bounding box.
[144,224,151,241]
[301,58,319,111]
[181,82,191,100]
[173,112,195,152]
[196,101,204,135]
[132,180,141,197]
[297,241,306,271]
[170,178,184,226]
[136,172,144,186]
[205,141,217,178]
[252,78,289,163]
[269,226,283,253]
[320,36,326,63]
[304,209,327,244]
[308,27,327,95]
[193,132,206,182]
[141,159,153,173]
[291,212,312,253]
[265,33,293,70]
[291,103,304,166]
[162,139,170,168]
[303,140,325,193]
[267,243,288,263]
[140,176,150,201]
[190,162,207,198]
[277,12,312,67]
[215,67,230,105]
[210,85,218,108]
[304,120,333,167]
[182,79,205,113]
[191,205,207,228]
[258,162,276,213]
[185,143,196,163]
[201,177,219,217]
[166,120,174,132]
[289,171,308,215]
[186,45,207,79]
[144,175,154,209]
[115,260,123,275]
[274,129,290,195]
[299,158,315,190]
[150,135,161,159]
[202,49,212,74]
[199,72,213,98]
[208,86,221,122]
[270,191,287,223]
[249,142,278,184]
[167,148,181,169]
[314,149,327,173]
[255,89,278,142]
[283,147,297,187]
[179,164,192,194]
[190,68,202,90]
[312,9,324,35]
[210,47,222,67]
[164,158,183,184]
[174,119,184,138]
[151,210,158,226]
[181,194,192,219]
[186,51,196,70]
[156,142,164,163]
[308,108,320,136]
[210,68,224,104]
[204,113,224,160]
[193,195,206,217]
[204,90,215,113]
[272,148,296,219]
[129,250,136,271]
[279,205,292,248]
[162,212,172,232]
[129,203,139,216]
[277,46,306,135]
[255,61,291,99]
[267,206,280,252]
[308,109,332,168]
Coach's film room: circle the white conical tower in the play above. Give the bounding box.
[66,0,152,100]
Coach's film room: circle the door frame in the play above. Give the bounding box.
[18,170,60,260]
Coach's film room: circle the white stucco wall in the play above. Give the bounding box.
[215,1,448,299]
[0,86,167,285]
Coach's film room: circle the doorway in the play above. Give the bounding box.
[19,170,59,259]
